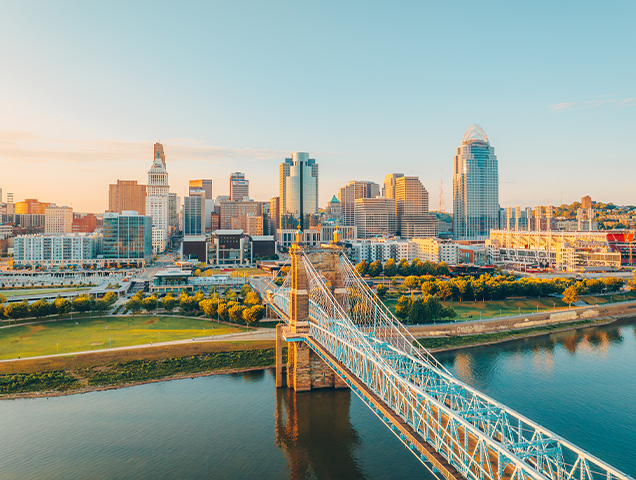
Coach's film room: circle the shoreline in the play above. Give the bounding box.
[422,316,626,353]
[0,364,274,401]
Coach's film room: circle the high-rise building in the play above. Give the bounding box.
[279,152,319,230]
[270,197,280,230]
[354,198,397,238]
[45,205,73,234]
[229,172,249,201]
[146,144,170,253]
[453,124,499,240]
[168,193,179,232]
[337,181,380,226]
[220,200,262,229]
[395,176,437,239]
[581,196,593,210]
[108,180,146,215]
[102,211,153,266]
[184,189,205,236]
[189,179,213,199]
[383,173,404,199]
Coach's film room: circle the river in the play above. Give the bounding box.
[1,319,635,479]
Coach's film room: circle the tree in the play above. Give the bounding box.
[395,295,410,319]
[243,291,261,306]
[562,285,579,307]
[403,276,420,292]
[163,294,177,313]
[142,295,158,314]
[4,301,29,322]
[229,304,245,323]
[383,259,397,277]
[30,299,51,319]
[199,298,218,319]
[0,293,6,305]
[397,259,410,276]
[126,298,142,314]
[94,299,110,317]
[420,281,436,296]
[72,295,93,314]
[179,294,197,313]
[240,284,253,297]
[217,301,229,321]
[437,282,453,301]
[376,284,388,299]
[224,289,237,300]
[356,260,369,277]
[408,296,425,324]
[243,304,265,328]
[103,292,118,306]
[54,297,72,317]
[368,260,383,278]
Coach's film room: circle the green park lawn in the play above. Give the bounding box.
[1,287,90,298]
[0,315,244,360]
[580,291,636,305]
[383,296,571,321]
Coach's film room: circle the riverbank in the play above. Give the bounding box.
[0,340,280,399]
[417,317,621,352]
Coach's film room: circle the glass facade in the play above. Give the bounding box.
[453,125,499,240]
[102,212,153,264]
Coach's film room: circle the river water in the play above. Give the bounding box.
[1,320,635,480]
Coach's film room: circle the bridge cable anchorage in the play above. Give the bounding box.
[268,248,633,480]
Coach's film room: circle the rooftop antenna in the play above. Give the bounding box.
[439,169,445,213]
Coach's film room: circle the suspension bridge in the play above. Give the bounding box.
[251,236,632,480]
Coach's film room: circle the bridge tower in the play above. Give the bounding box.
[276,231,347,391]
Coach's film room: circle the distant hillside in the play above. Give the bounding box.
[430,211,452,223]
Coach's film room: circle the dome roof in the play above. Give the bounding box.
[462,124,489,145]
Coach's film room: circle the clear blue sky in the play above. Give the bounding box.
[1,0,634,212]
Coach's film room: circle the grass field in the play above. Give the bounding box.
[580,291,636,305]
[0,315,245,360]
[1,287,90,298]
[383,297,571,320]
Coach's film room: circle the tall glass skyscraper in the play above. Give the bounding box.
[279,152,319,230]
[453,124,499,240]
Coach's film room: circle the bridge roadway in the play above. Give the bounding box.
[249,250,633,480]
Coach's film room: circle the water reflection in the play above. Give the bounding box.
[275,387,365,480]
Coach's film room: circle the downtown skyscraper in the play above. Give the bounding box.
[279,152,318,230]
[452,124,499,240]
[146,143,170,253]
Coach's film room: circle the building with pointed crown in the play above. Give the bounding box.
[146,144,170,253]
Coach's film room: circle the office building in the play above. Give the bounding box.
[108,180,146,215]
[279,152,319,229]
[230,172,249,201]
[231,214,264,236]
[101,211,153,266]
[189,179,213,199]
[581,195,593,210]
[383,173,404,200]
[146,143,170,253]
[395,176,437,239]
[45,205,73,234]
[168,193,179,232]
[324,195,342,222]
[220,200,262,230]
[270,197,280,230]
[354,198,397,238]
[184,192,205,236]
[453,124,499,240]
[412,238,459,264]
[338,181,380,226]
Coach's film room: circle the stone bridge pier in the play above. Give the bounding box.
[276,245,348,392]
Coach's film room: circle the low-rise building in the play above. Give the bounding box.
[13,234,97,268]
[412,238,459,264]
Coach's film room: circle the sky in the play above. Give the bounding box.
[0,0,634,213]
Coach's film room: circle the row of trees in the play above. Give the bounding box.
[356,258,451,278]
[124,285,266,328]
[394,295,457,324]
[396,274,624,302]
[0,292,118,322]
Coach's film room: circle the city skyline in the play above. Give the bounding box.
[1,2,634,211]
